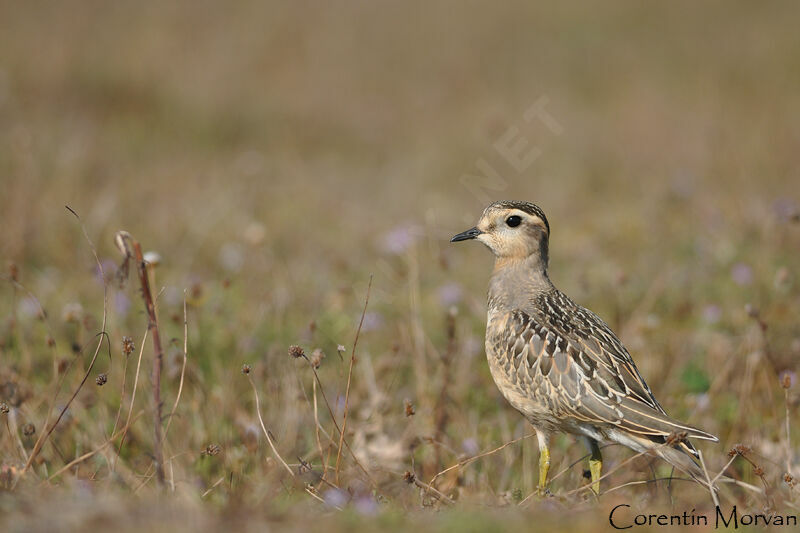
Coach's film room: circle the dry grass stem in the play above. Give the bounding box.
[430,432,536,488]
[115,326,149,469]
[335,275,372,483]
[22,207,109,476]
[163,293,188,439]
[246,374,295,476]
[46,411,144,481]
[114,230,167,485]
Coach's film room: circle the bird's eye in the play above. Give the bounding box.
[506,215,522,227]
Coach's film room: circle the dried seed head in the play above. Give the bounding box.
[728,443,752,457]
[122,336,135,356]
[784,473,796,488]
[404,399,416,417]
[202,444,221,456]
[8,262,18,282]
[96,373,108,386]
[190,282,203,300]
[0,403,9,414]
[753,465,765,477]
[403,471,415,484]
[288,345,305,359]
[241,364,251,375]
[57,358,70,375]
[310,349,325,369]
[46,336,56,348]
[22,423,35,437]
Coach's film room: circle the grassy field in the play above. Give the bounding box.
[1,1,799,531]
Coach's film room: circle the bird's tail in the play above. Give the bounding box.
[607,428,717,489]
[654,442,712,485]
[606,428,768,500]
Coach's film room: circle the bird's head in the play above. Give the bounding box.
[451,201,550,268]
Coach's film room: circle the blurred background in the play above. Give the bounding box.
[1,1,798,531]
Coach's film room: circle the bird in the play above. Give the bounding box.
[450,200,718,495]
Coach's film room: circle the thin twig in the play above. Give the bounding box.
[46,411,144,481]
[305,486,342,509]
[559,450,648,498]
[246,374,294,476]
[164,293,188,439]
[312,378,328,484]
[305,362,377,486]
[429,432,536,488]
[335,275,372,484]
[711,454,738,485]
[122,231,165,486]
[131,451,192,494]
[4,279,62,459]
[698,450,720,508]
[109,349,131,443]
[433,309,457,474]
[22,207,109,475]
[201,476,226,498]
[406,471,455,505]
[785,386,793,476]
[604,476,694,494]
[545,443,618,487]
[115,326,149,466]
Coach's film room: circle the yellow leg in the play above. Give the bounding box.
[538,446,550,494]
[537,431,550,495]
[589,439,602,495]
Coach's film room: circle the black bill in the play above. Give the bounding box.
[450,227,483,242]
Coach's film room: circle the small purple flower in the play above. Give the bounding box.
[773,197,799,222]
[702,304,722,324]
[354,495,378,516]
[323,488,348,508]
[380,224,421,255]
[336,395,346,415]
[18,296,40,318]
[730,263,753,286]
[462,437,480,456]
[359,311,384,332]
[114,292,131,317]
[95,259,117,284]
[437,282,463,307]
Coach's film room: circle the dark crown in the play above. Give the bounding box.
[486,201,550,234]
